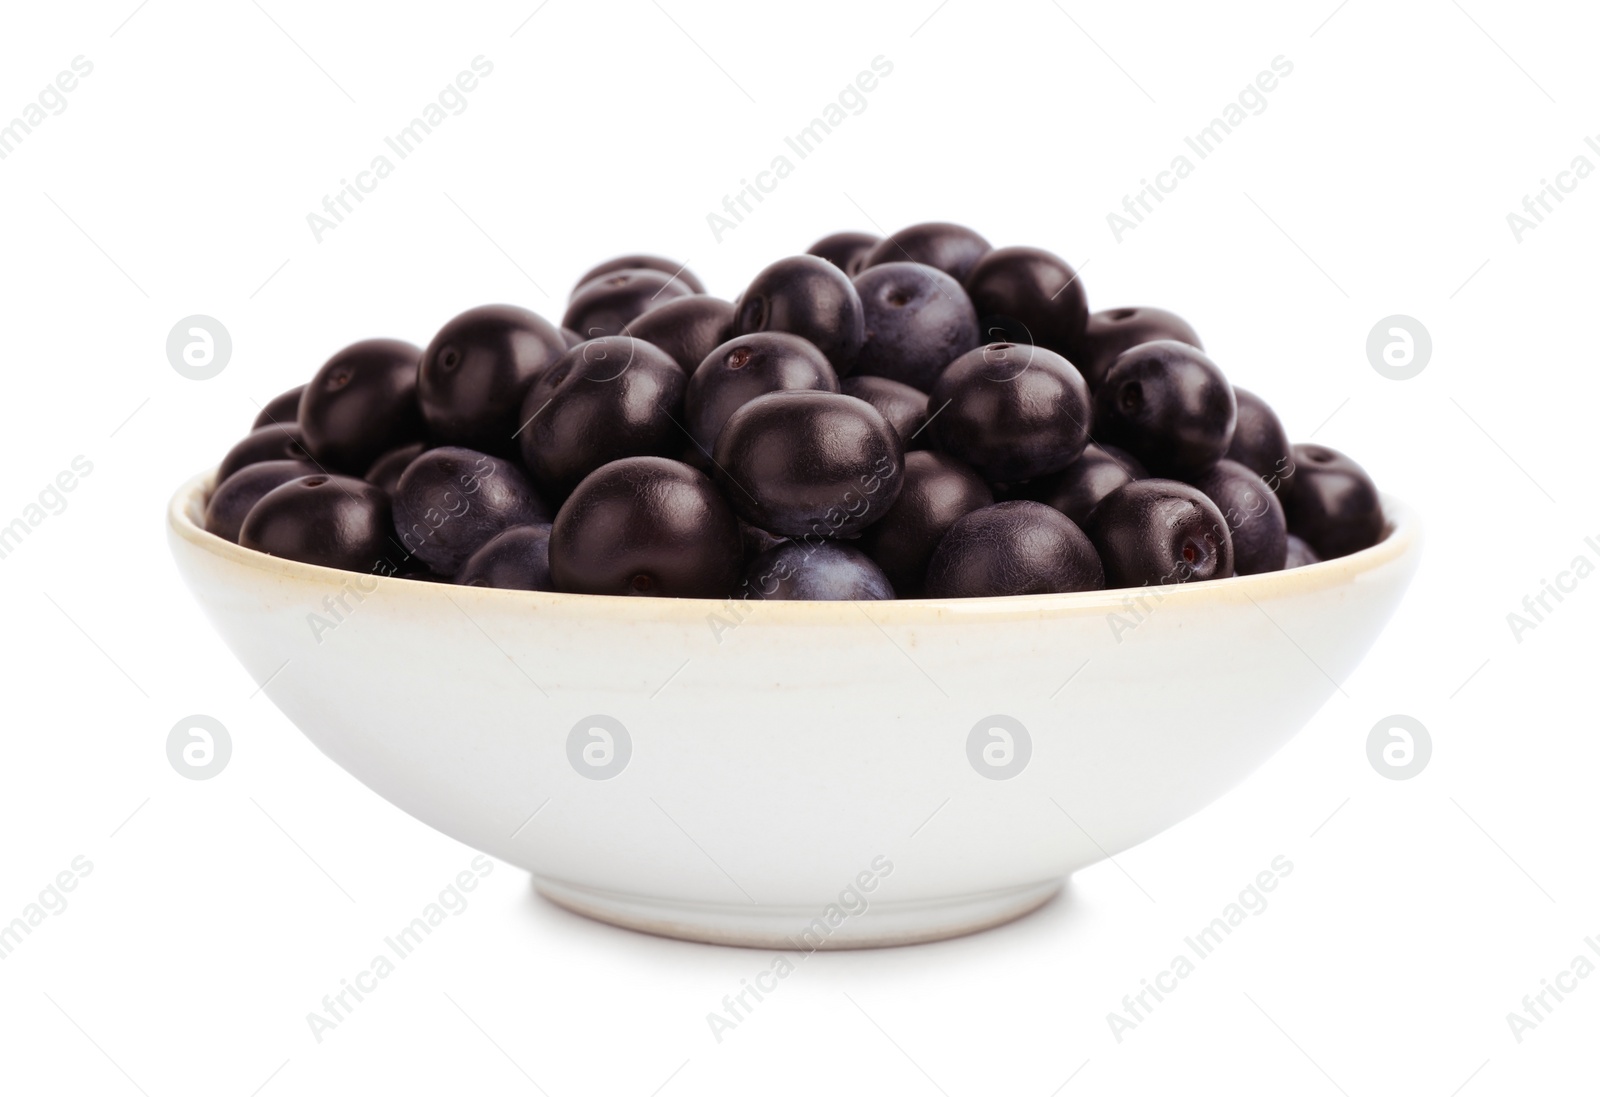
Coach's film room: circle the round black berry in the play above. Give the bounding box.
[253,385,304,430]
[624,295,737,373]
[550,456,742,597]
[851,261,979,391]
[713,391,904,538]
[573,255,705,295]
[1083,479,1234,587]
[860,222,991,283]
[365,442,427,497]
[806,231,879,277]
[929,342,1091,482]
[1094,341,1236,477]
[841,375,929,450]
[1283,444,1383,560]
[519,337,686,494]
[925,501,1104,598]
[1227,387,1295,497]
[734,255,865,373]
[392,447,550,576]
[1284,534,1320,569]
[563,268,695,339]
[240,474,396,573]
[1191,459,1287,575]
[205,459,317,543]
[685,332,838,456]
[1077,307,1202,390]
[740,540,894,601]
[962,246,1088,357]
[419,304,566,452]
[299,338,423,473]
[457,524,554,591]
[218,423,313,483]
[858,450,992,595]
[1034,445,1140,526]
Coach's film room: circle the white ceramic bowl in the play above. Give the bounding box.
[169,472,1420,948]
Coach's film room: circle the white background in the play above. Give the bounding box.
[1,0,1595,1093]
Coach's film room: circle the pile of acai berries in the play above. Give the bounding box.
[205,222,1386,600]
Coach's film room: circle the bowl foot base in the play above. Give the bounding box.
[532,875,1063,949]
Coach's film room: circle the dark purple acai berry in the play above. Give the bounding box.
[841,375,929,450]
[1284,534,1320,569]
[1283,444,1384,560]
[457,524,554,591]
[929,342,1091,483]
[198,221,1392,602]
[685,332,838,456]
[550,457,743,597]
[1076,307,1202,390]
[624,295,737,373]
[962,246,1088,357]
[572,255,705,295]
[734,255,865,373]
[563,268,695,339]
[253,385,305,429]
[713,391,904,539]
[860,222,992,283]
[204,460,318,543]
[1083,479,1234,587]
[1034,444,1141,526]
[741,540,894,601]
[1191,459,1287,575]
[392,447,550,576]
[419,304,566,452]
[365,442,427,497]
[1227,387,1295,497]
[239,474,396,573]
[924,500,1104,598]
[851,261,980,391]
[298,338,423,472]
[218,423,313,482]
[519,336,686,494]
[806,231,880,277]
[1093,340,1236,478]
[858,450,993,595]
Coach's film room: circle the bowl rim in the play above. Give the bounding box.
[168,469,1420,625]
